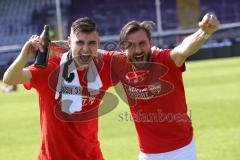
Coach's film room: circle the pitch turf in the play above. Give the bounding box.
[0,57,240,160]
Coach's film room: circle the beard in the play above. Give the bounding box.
[130,50,151,70]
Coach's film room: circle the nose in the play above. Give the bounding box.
[82,44,89,53]
[135,45,141,54]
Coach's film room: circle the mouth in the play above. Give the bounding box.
[131,52,151,70]
[134,54,145,62]
[80,53,92,62]
[74,53,93,69]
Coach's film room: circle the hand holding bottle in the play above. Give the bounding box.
[34,25,50,68]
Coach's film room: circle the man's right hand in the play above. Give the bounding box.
[23,35,44,60]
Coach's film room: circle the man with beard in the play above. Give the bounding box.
[3,17,117,160]
[109,13,219,160]
[45,13,219,160]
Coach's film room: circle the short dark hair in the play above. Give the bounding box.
[120,21,155,41]
[71,17,99,35]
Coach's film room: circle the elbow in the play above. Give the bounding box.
[3,77,11,85]
[2,72,8,84]
[3,72,15,85]
[3,79,16,86]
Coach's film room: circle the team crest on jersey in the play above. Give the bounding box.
[125,70,149,84]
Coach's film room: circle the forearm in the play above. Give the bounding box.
[173,29,210,58]
[3,43,32,84]
[170,13,219,67]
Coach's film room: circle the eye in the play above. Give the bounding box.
[119,40,133,50]
[89,41,97,47]
[76,41,84,46]
[139,41,146,48]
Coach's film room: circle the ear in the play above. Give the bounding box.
[67,36,71,46]
[149,39,153,47]
[120,46,126,53]
[97,38,100,47]
[119,40,128,52]
[120,46,125,52]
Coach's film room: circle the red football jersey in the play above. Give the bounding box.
[24,52,114,160]
[110,49,193,153]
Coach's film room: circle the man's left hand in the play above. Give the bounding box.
[199,13,220,35]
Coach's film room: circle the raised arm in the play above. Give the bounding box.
[3,35,44,85]
[170,13,220,67]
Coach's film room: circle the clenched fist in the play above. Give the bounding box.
[21,35,45,59]
[199,13,220,35]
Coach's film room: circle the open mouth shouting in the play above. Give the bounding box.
[74,53,93,69]
[134,54,145,62]
[131,52,151,70]
[80,53,92,63]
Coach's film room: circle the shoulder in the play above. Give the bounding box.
[96,49,116,58]
[151,48,185,72]
[49,54,61,62]
[97,49,125,57]
[151,48,172,62]
[97,49,127,64]
[48,55,61,67]
[152,48,171,59]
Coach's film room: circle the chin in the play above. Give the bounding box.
[132,58,150,70]
[132,63,146,70]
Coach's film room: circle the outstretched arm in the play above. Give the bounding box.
[170,13,220,67]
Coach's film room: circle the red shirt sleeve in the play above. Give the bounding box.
[155,49,186,73]
[23,56,60,91]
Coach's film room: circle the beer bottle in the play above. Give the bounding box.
[34,25,50,68]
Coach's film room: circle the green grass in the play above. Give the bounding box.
[0,57,240,160]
